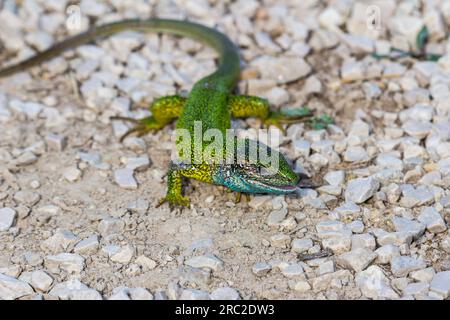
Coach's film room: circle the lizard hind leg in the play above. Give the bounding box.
[111,95,186,142]
[228,95,331,133]
[111,116,165,142]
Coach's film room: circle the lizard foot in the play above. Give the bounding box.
[110,116,164,142]
[156,194,191,209]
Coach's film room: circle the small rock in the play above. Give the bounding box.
[97,217,125,236]
[114,168,138,189]
[41,229,78,253]
[291,238,313,254]
[410,267,435,283]
[355,266,399,299]
[403,282,429,297]
[345,177,379,204]
[266,207,288,227]
[45,253,85,274]
[429,271,450,299]
[391,256,427,277]
[392,216,425,240]
[351,234,376,251]
[30,270,53,292]
[63,167,82,182]
[252,56,311,84]
[337,248,377,272]
[0,273,34,300]
[375,244,401,264]
[126,198,149,215]
[317,260,335,275]
[135,255,157,270]
[281,263,304,278]
[179,266,211,286]
[417,207,447,234]
[124,156,150,171]
[270,233,291,248]
[110,245,135,264]
[185,254,223,271]
[0,208,17,231]
[210,287,240,300]
[46,134,67,151]
[23,252,43,267]
[13,191,41,207]
[49,279,102,300]
[323,170,345,186]
[73,235,99,255]
[252,262,271,276]
[15,151,38,166]
[293,280,311,293]
[180,289,210,300]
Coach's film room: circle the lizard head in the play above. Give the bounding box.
[212,138,300,194]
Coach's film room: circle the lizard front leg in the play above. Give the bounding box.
[111,95,186,142]
[156,162,191,208]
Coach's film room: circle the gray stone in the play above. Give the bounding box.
[391,256,427,277]
[355,266,399,299]
[30,270,53,292]
[73,235,99,254]
[45,253,85,273]
[49,279,102,300]
[430,271,450,299]
[180,288,210,300]
[410,267,435,283]
[351,234,376,251]
[46,134,67,151]
[15,151,38,166]
[0,208,17,231]
[317,260,335,275]
[23,252,43,267]
[252,262,271,276]
[266,207,288,227]
[185,254,223,271]
[291,238,313,254]
[403,282,429,296]
[345,177,379,204]
[41,229,78,253]
[13,191,41,207]
[392,216,425,240]
[375,244,401,264]
[417,207,447,234]
[252,56,311,84]
[210,287,240,300]
[281,263,304,278]
[114,168,138,189]
[337,248,377,272]
[97,217,125,236]
[63,166,82,182]
[321,237,351,254]
[334,202,361,219]
[179,266,211,286]
[0,273,34,300]
[110,245,135,264]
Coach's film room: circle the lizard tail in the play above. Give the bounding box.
[0,18,240,85]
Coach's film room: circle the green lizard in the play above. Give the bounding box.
[0,19,328,208]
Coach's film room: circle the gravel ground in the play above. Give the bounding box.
[1,0,450,300]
